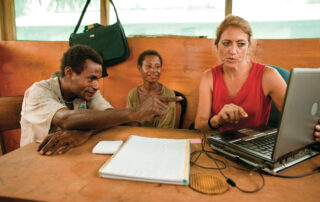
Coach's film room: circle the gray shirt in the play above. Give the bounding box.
[20,77,113,147]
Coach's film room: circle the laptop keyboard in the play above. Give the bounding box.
[233,132,277,157]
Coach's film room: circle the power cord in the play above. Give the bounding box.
[191,130,320,193]
[264,166,320,178]
[190,130,265,193]
[212,154,266,193]
[206,145,265,193]
[190,132,226,170]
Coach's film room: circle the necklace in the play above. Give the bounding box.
[64,99,73,104]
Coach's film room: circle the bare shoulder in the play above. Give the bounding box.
[264,66,280,76]
[201,68,213,81]
[262,66,286,96]
[198,68,214,93]
[203,68,212,75]
[263,66,282,82]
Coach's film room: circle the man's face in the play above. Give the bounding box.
[70,59,102,101]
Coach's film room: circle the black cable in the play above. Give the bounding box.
[207,147,265,193]
[190,132,227,169]
[264,166,320,178]
[190,150,227,170]
[191,130,320,194]
[235,172,265,193]
[219,145,320,179]
[190,130,266,193]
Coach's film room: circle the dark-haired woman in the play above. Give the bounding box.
[126,50,176,128]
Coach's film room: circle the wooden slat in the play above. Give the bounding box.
[0,41,69,96]
[0,96,24,131]
[0,1,3,40]
[253,39,320,68]
[0,38,319,130]
[0,0,16,40]
[225,0,232,16]
[100,0,108,26]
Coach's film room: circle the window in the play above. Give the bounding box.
[14,0,320,41]
[233,0,320,39]
[15,0,100,41]
[109,0,225,38]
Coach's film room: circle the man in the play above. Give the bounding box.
[20,45,181,155]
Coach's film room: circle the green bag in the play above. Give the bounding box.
[69,0,130,77]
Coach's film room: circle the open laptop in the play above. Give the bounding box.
[207,68,320,174]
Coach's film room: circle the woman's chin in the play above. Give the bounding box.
[146,77,159,83]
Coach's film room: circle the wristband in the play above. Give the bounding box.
[208,115,220,130]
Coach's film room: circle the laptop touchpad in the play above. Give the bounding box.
[218,130,249,141]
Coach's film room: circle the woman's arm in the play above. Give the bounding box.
[262,67,287,112]
[194,69,214,130]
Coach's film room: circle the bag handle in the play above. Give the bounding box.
[73,0,120,34]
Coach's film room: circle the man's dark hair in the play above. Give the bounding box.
[137,49,162,68]
[60,45,103,77]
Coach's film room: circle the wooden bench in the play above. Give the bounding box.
[0,96,24,155]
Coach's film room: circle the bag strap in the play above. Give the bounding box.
[109,0,120,22]
[73,0,91,34]
[73,0,120,34]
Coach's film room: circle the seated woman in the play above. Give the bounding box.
[127,49,176,128]
[195,15,286,131]
[195,15,320,140]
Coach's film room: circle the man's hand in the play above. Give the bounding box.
[314,119,320,142]
[134,95,182,122]
[38,130,93,155]
[216,104,248,125]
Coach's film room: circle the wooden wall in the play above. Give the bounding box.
[103,37,320,130]
[102,37,219,128]
[0,37,320,152]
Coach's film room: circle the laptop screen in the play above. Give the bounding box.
[273,68,320,160]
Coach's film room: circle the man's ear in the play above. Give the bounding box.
[64,66,74,78]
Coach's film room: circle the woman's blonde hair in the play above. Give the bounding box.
[215,15,252,46]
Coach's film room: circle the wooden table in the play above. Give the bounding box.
[0,126,319,201]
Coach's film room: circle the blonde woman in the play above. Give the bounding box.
[195,15,287,131]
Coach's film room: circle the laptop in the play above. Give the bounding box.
[207,68,320,174]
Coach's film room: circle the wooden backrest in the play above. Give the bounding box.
[0,96,24,131]
[0,38,320,129]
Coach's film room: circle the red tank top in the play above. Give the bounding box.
[211,61,271,132]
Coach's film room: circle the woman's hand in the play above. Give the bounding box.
[215,104,248,125]
[38,130,93,155]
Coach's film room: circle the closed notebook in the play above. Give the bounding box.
[99,135,190,185]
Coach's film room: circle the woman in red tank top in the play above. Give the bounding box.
[194,15,287,132]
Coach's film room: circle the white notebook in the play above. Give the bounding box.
[99,135,190,185]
